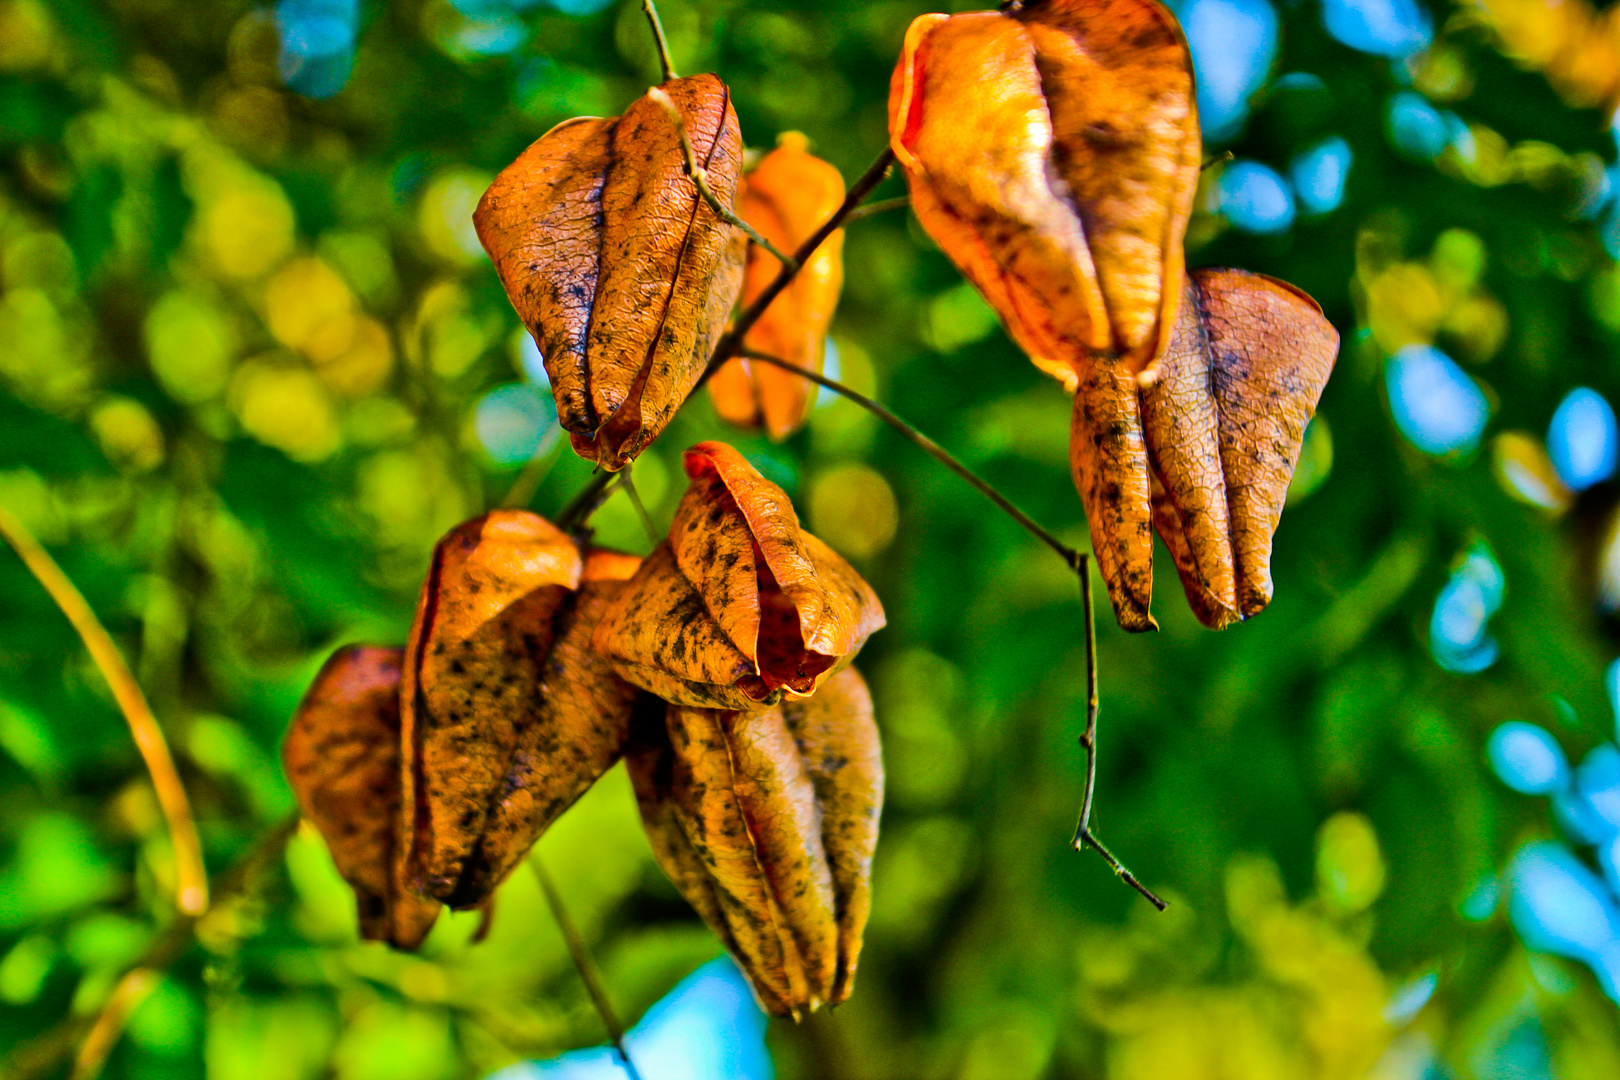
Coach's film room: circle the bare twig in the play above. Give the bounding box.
[641,0,678,82]
[703,147,897,383]
[647,89,797,270]
[616,467,660,546]
[1070,560,1166,911]
[530,857,643,1080]
[739,350,1080,571]
[556,470,617,533]
[738,350,1163,909]
[69,970,158,1080]
[0,504,208,917]
[1201,150,1234,172]
[843,195,910,223]
[2,815,298,1080]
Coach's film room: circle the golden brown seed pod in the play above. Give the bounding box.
[709,133,846,440]
[593,441,885,709]
[475,75,747,471]
[282,646,440,948]
[888,0,1200,383]
[1072,268,1339,631]
[1142,269,1340,624]
[397,513,643,908]
[627,667,881,1018]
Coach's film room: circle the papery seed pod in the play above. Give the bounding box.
[709,134,846,440]
[627,667,881,1018]
[889,0,1200,383]
[1143,269,1339,623]
[282,646,440,948]
[1070,362,1158,631]
[449,546,644,902]
[1075,268,1339,630]
[399,512,641,908]
[475,75,747,471]
[594,441,885,709]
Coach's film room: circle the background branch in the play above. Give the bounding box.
[0,504,208,918]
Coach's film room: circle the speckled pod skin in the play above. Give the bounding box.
[1079,268,1339,631]
[475,75,747,471]
[398,512,642,909]
[283,646,440,948]
[594,441,884,709]
[627,667,881,1019]
[889,0,1200,384]
[1141,269,1340,625]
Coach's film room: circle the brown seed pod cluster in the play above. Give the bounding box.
[283,443,885,1019]
[286,0,1347,1024]
[889,1,1339,630]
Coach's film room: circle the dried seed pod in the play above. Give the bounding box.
[709,134,846,440]
[627,667,881,1018]
[398,512,642,908]
[778,666,882,1005]
[888,0,1199,383]
[1075,268,1339,630]
[1143,269,1339,623]
[1070,362,1158,631]
[475,75,748,471]
[594,441,885,709]
[282,646,440,948]
[450,547,644,902]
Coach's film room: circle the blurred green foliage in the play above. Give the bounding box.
[5,0,1620,1077]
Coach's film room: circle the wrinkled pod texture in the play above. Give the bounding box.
[475,75,748,471]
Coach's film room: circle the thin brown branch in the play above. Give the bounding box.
[556,470,617,533]
[843,195,910,223]
[702,147,896,385]
[735,351,1162,910]
[641,0,678,82]
[530,857,643,1080]
[647,89,797,270]
[738,350,1081,571]
[1070,560,1166,911]
[0,504,208,917]
[69,970,158,1080]
[616,466,660,547]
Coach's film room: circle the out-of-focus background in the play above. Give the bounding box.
[5,0,1620,1076]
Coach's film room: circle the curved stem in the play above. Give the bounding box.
[531,857,643,1080]
[843,195,910,223]
[1070,560,1166,910]
[0,504,208,917]
[641,0,677,82]
[739,350,1081,571]
[738,351,1164,910]
[557,470,617,533]
[698,147,897,389]
[647,90,796,270]
[616,466,660,546]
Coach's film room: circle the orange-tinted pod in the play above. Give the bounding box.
[888,0,1199,383]
[625,666,882,1019]
[475,75,747,471]
[282,646,440,948]
[778,667,882,1006]
[398,511,586,906]
[594,441,885,709]
[454,549,644,901]
[1070,363,1158,631]
[1139,269,1339,626]
[709,134,847,440]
